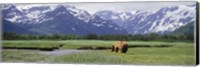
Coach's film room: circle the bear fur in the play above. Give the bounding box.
[111,41,128,53]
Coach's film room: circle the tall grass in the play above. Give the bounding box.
[53,51,127,64]
[1,40,195,65]
[2,40,194,49]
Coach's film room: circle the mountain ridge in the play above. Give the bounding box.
[3,4,128,35]
[2,4,195,35]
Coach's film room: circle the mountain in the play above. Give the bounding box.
[94,10,135,27]
[172,22,194,36]
[2,4,195,35]
[95,5,195,34]
[2,4,127,35]
[3,19,35,34]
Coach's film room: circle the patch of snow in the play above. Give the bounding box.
[16,4,57,12]
[5,15,22,23]
[72,27,76,31]
[109,25,113,28]
[56,11,66,16]
[92,23,102,27]
[119,13,131,21]
[26,11,42,19]
[39,17,53,24]
[111,15,119,20]
[102,21,106,23]
[67,7,92,23]
[115,27,118,30]
[130,11,137,15]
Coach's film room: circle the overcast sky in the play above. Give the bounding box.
[65,1,195,14]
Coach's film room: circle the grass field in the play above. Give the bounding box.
[1,40,196,65]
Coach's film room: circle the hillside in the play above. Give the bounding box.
[172,22,194,36]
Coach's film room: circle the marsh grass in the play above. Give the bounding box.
[2,40,192,49]
[1,40,195,65]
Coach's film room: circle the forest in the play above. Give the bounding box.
[3,32,194,42]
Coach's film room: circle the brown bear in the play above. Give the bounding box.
[111,41,128,53]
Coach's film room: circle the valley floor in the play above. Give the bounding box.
[1,40,196,65]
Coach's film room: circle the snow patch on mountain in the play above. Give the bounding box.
[6,15,22,23]
[149,5,195,33]
[66,6,92,23]
[119,13,132,21]
[16,4,57,12]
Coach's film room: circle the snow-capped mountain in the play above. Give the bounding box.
[3,4,92,24]
[94,10,135,27]
[2,4,127,35]
[2,4,195,35]
[64,5,93,23]
[3,5,52,24]
[95,5,195,34]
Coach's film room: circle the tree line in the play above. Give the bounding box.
[3,32,194,42]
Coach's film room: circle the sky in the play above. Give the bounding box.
[0,0,196,3]
[65,1,195,14]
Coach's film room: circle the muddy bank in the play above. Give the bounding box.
[2,44,173,51]
[77,46,111,50]
[2,44,64,51]
[128,44,173,48]
[76,44,173,50]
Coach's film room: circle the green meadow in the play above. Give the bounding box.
[1,40,195,65]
